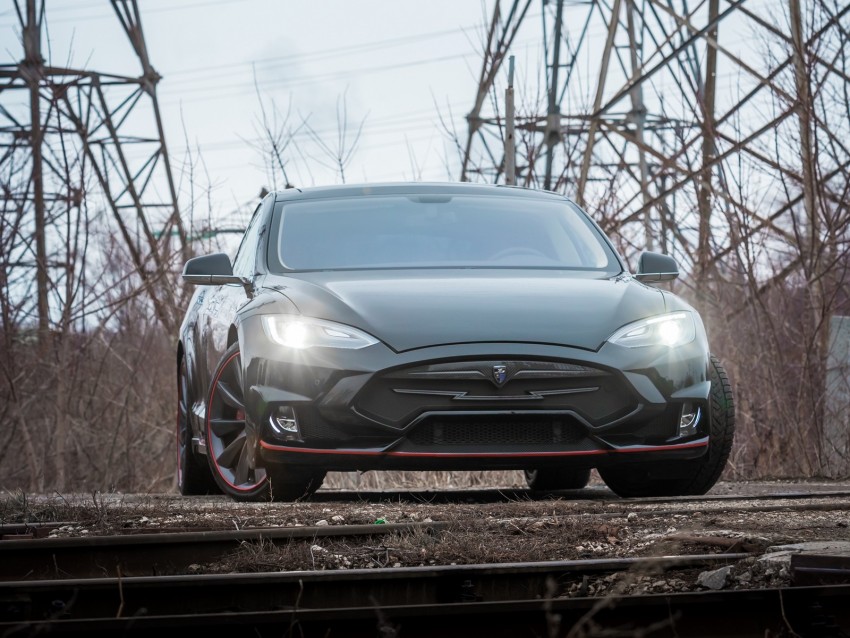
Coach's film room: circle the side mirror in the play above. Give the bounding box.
[182,253,242,285]
[635,251,679,282]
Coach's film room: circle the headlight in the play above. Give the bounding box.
[262,316,379,350]
[608,312,696,348]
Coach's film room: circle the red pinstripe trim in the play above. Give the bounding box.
[259,438,709,458]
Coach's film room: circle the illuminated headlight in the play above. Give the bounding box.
[608,312,696,348]
[262,315,379,350]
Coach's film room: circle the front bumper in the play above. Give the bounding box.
[240,316,712,472]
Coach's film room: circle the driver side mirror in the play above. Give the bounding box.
[182,253,242,286]
[635,251,679,282]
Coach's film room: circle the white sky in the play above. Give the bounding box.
[2,0,504,216]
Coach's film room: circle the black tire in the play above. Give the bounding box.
[266,465,326,502]
[177,357,219,495]
[205,343,270,502]
[598,354,735,498]
[524,467,591,491]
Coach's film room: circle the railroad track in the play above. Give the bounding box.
[6,498,850,580]
[0,522,445,580]
[2,489,849,635]
[3,490,849,581]
[1,558,848,637]
[5,488,849,537]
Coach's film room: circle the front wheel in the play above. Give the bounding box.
[205,344,270,501]
[598,354,735,498]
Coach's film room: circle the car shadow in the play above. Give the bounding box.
[309,486,617,504]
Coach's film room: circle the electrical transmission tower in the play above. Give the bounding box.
[459,0,850,285]
[1,0,187,339]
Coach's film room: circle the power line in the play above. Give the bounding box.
[158,48,503,105]
[163,22,495,79]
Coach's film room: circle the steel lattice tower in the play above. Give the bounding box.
[0,0,188,337]
[459,0,850,287]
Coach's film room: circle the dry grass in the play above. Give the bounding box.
[322,470,525,491]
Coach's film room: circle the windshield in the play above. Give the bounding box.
[272,194,620,272]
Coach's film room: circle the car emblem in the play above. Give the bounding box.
[492,365,508,385]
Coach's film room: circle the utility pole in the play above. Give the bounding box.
[460,0,531,183]
[542,0,564,191]
[504,56,516,186]
[21,1,49,350]
[696,0,720,283]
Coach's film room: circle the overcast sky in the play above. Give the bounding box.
[1,0,771,230]
[3,1,512,216]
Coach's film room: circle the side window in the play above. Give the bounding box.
[232,201,265,277]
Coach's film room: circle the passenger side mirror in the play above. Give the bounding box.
[634,251,679,282]
[182,253,243,285]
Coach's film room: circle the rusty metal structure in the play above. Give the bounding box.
[459,0,850,477]
[0,0,188,336]
[459,0,850,281]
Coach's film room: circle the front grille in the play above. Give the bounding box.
[408,415,585,447]
[356,359,635,427]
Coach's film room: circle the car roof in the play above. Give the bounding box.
[272,182,569,203]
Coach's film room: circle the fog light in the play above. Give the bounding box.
[678,402,700,437]
[269,406,299,437]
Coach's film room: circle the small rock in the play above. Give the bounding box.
[331,515,345,523]
[393,562,401,568]
[627,513,638,522]
[310,544,326,553]
[697,565,732,590]
[315,519,329,526]
[422,517,433,523]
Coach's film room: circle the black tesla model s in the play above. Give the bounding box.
[177,183,734,501]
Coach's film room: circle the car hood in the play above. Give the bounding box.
[262,270,666,353]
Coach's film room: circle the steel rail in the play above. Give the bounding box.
[588,500,850,520]
[2,580,848,637]
[0,522,445,581]
[0,553,749,621]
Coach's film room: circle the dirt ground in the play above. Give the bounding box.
[3,478,849,596]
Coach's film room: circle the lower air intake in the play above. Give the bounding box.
[408,415,584,447]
